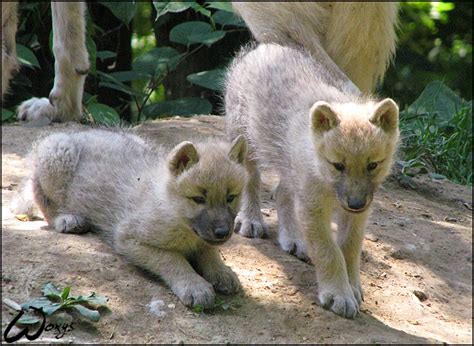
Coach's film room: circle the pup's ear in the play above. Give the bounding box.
[310,101,340,133]
[168,141,199,176]
[228,135,247,164]
[370,98,399,132]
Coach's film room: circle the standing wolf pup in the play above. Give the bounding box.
[26,129,247,308]
[225,44,399,318]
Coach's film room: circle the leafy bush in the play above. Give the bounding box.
[399,81,472,185]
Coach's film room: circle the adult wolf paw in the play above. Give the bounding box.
[17,98,54,125]
[319,288,360,319]
[234,212,268,238]
[174,279,215,308]
[204,266,241,295]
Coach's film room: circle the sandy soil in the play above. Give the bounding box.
[2,117,472,344]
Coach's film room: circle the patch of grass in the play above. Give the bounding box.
[399,81,472,185]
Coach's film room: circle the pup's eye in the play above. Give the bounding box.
[333,162,345,172]
[367,162,378,171]
[226,195,237,203]
[190,196,206,204]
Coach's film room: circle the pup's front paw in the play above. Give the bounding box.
[351,283,364,305]
[319,287,360,319]
[174,279,215,308]
[278,230,311,263]
[234,211,268,238]
[205,266,241,295]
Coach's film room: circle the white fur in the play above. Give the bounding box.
[232,2,399,93]
[225,44,399,318]
[2,2,19,98]
[22,129,247,308]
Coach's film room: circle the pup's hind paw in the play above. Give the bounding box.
[174,279,215,308]
[234,212,268,238]
[54,214,88,234]
[17,98,54,125]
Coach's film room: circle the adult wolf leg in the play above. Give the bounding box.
[17,2,89,123]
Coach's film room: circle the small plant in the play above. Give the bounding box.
[191,295,241,315]
[399,81,472,185]
[3,282,108,325]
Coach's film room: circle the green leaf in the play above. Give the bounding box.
[96,50,117,61]
[133,47,183,77]
[17,315,41,325]
[109,71,149,82]
[405,80,464,121]
[212,10,245,27]
[169,21,212,45]
[72,304,100,322]
[42,303,62,316]
[85,293,109,308]
[153,1,194,19]
[189,30,226,46]
[42,282,61,300]
[192,304,204,314]
[2,109,15,122]
[143,97,213,118]
[99,82,146,98]
[206,2,233,13]
[187,68,225,91]
[86,35,97,75]
[21,297,62,316]
[16,44,40,68]
[99,1,137,25]
[428,172,447,180]
[87,103,120,125]
[61,287,71,301]
[190,3,211,17]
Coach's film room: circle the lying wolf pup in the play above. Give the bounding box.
[26,129,247,308]
[225,43,399,318]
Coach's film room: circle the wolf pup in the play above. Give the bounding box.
[27,129,247,308]
[225,44,399,318]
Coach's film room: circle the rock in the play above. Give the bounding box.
[390,249,408,260]
[413,290,428,302]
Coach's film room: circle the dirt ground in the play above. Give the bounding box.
[2,117,472,344]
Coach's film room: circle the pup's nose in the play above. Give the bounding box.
[214,227,230,239]
[347,197,366,211]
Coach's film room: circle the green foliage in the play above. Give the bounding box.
[382,2,472,107]
[187,69,225,92]
[16,44,40,68]
[399,81,472,185]
[4,282,108,325]
[98,1,136,25]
